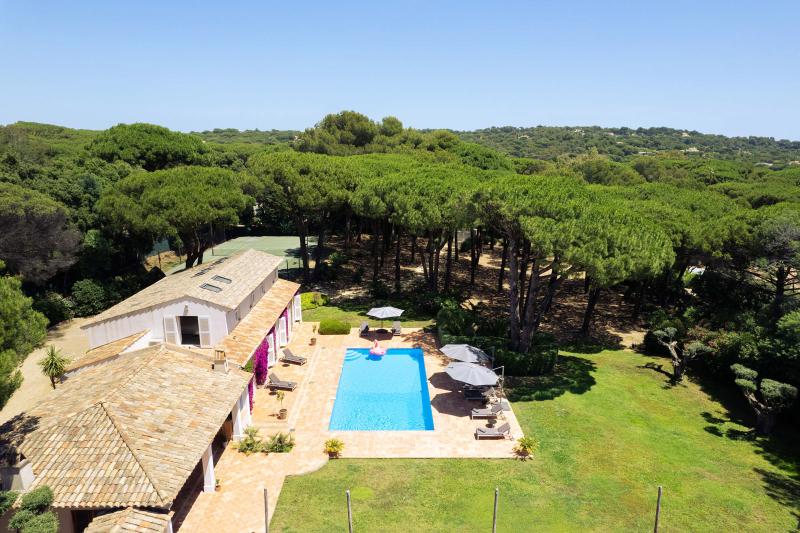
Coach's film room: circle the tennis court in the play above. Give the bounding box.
[166,236,316,274]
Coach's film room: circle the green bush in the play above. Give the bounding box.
[237,426,265,455]
[9,509,36,530]
[265,432,295,453]
[368,280,391,299]
[0,490,18,516]
[32,292,74,326]
[20,511,58,533]
[436,301,475,336]
[301,292,329,311]
[495,346,557,376]
[19,486,53,513]
[352,266,365,283]
[71,279,108,316]
[328,251,349,269]
[318,319,351,335]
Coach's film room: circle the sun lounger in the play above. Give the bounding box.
[391,321,402,335]
[268,373,297,391]
[470,403,504,419]
[281,348,307,365]
[463,387,494,401]
[475,422,511,440]
[359,322,370,337]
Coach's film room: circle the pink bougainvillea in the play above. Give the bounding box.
[253,335,270,386]
[248,377,254,413]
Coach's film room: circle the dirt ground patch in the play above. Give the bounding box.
[304,235,647,348]
[0,318,90,424]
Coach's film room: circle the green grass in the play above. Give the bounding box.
[303,301,435,328]
[271,350,800,532]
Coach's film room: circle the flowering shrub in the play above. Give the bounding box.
[254,336,270,386]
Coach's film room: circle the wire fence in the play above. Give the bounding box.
[264,485,666,531]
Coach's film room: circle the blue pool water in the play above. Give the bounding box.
[329,348,434,431]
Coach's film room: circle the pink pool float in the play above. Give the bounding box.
[369,340,387,356]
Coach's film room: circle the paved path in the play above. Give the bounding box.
[0,318,89,425]
[179,323,521,532]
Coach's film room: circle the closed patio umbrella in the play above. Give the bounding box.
[366,306,404,327]
[445,362,498,387]
[440,344,490,364]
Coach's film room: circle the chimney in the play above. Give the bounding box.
[213,349,228,373]
[1,455,35,491]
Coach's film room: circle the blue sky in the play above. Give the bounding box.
[1,1,798,138]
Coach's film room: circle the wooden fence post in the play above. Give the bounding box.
[653,485,663,533]
[493,487,499,533]
[346,489,353,533]
[264,487,269,533]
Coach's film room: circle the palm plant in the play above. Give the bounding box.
[38,346,70,389]
[324,438,344,458]
[513,436,539,460]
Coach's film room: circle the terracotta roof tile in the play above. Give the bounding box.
[6,344,250,509]
[83,249,282,327]
[85,507,172,532]
[216,278,300,366]
[67,330,150,373]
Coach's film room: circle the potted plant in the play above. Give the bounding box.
[310,324,317,346]
[513,436,539,461]
[324,438,344,458]
[215,478,222,491]
[276,391,287,420]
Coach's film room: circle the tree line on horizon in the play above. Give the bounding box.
[0,111,799,434]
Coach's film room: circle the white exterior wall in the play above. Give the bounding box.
[84,268,282,351]
[85,299,229,350]
[225,271,279,333]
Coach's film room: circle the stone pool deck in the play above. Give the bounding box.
[178,322,522,532]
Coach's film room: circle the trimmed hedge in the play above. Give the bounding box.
[318,319,351,335]
[301,292,329,311]
[495,335,558,376]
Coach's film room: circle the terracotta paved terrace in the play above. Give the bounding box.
[180,322,523,532]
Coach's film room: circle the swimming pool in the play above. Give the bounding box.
[329,348,435,431]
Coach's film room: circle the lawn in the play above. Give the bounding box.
[270,350,800,532]
[302,300,435,328]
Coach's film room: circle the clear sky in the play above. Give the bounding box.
[1,1,798,139]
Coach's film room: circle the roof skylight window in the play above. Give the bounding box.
[199,283,222,293]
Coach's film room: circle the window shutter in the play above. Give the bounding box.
[198,316,212,347]
[278,318,287,346]
[163,316,178,344]
[293,295,302,321]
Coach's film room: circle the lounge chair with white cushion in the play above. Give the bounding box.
[281,348,307,365]
[475,422,511,440]
[268,373,297,391]
[470,403,504,420]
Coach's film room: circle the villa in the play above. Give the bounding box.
[0,249,303,532]
[0,247,524,532]
[78,248,302,369]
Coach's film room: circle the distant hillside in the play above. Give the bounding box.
[192,128,299,145]
[454,126,800,167]
[0,121,100,163]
